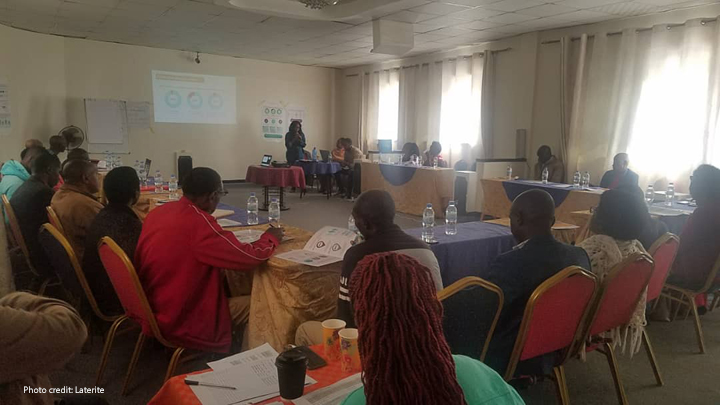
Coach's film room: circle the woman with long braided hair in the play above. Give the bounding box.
[341,252,524,405]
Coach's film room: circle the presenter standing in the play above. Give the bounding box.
[285,121,306,165]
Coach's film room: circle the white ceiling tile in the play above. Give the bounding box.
[518,16,577,28]
[427,26,475,36]
[442,0,507,5]
[171,1,227,16]
[594,2,663,16]
[414,32,450,42]
[383,10,436,23]
[517,4,579,17]
[485,0,545,12]
[68,0,120,8]
[114,2,172,18]
[484,12,538,23]
[125,0,180,6]
[410,2,472,15]
[447,6,505,20]
[420,15,468,26]
[202,16,256,32]
[414,23,447,33]
[58,2,112,21]
[558,9,613,22]
[457,20,504,30]
[8,0,61,15]
[486,23,535,33]
[555,0,629,9]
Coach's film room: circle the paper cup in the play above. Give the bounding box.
[322,319,346,361]
[339,328,361,373]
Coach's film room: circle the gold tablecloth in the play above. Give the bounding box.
[361,162,455,217]
[484,218,579,245]
[225,225,341,352]
[481,178,603,225]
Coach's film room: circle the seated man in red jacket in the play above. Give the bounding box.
[135,167,283,353]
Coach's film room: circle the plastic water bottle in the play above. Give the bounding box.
[154,170,163,193]
[541,167,549,184]
[247,192,259,225]
[445,201,457,236]
[312,147,318,161]
[573,171,581,188]
[269,198,280,228]
[348,215,357,233]
[645,185,655,205]
[506,166,513,180]
[168,174,178,200]
[134,160,141,175]
[422,203,435,243]
[582,171,591,189]
[665,183,675,207]
[432,157,438,169]
[104,151,112,168]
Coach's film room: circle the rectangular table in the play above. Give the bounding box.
[246,165,306,210]
[481,178,604,224]
[361,162,455,217]
[148,345,356,405]
[406,221,516,286]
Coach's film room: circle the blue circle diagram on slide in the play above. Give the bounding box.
[187,92,203,109]
[164,90,182,108]
[209,92,224,110]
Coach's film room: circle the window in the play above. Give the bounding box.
[377,70,400,144]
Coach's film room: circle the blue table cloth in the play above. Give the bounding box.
[648,202,696,235]
[293,161,341,176]
[378,164,418,186]
[215,202,269,226]
[502,180,577,206]
[406,221,516,286]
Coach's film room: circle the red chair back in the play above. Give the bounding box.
[504,266,598,380]
[98,236,173,346]
[647,234,679,302]
[588,253,654,337]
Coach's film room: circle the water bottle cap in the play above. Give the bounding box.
[426,203,432,208]
[449,201,455,205]
[271,198,278,202]
[250,192,255,197]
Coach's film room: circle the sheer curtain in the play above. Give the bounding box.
[360,69,398,152]
[439,53,484,165]
[398,63,442,151]
[565,18,720,190]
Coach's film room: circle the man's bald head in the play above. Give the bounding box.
[352,190,395,238]
[509,189,556,243]
[613,153,629,173]
[63,159,100,194]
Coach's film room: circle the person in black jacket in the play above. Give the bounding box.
[10,152,60,281]
[600,153,639,189]
[82,166,143,316]
[484,189,591,377]
[285,121,306,165]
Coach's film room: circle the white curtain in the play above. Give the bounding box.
[398,63,442,151]
[480,50,495,159]
[566,18,720,191]
[439,54,484,165]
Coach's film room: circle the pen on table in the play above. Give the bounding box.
[184,380,236,390]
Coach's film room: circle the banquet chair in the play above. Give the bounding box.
[503,266,599,405]
[46,206,66,237]
[2,194,54,294]
[438,276,504,362]
[37,224,129,385]
[661,252,720,354]
[98,236,201,395]
[574,253,655,405]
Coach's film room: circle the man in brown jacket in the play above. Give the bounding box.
[51,160,103,262]
[534,145,565,183]
[0,292,87,405]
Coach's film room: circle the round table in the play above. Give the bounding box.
[292,161,342,199]
[245,165,306,210]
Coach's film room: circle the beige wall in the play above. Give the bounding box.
[1,24,336,180]
[338,3,720,168]
[0,25,66,163]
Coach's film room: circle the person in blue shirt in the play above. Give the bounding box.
[285,121,306,165]
[341,252,524,405]
[0,146,46,200]
[484,189,591,377]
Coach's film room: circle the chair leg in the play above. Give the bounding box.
[552,365,570,405]
[642,329,664,386]
[122,333,146,396]
[37,277,50,296]
[688,296,706,354]
[165,347,186,382]
[710,294,720,312]
[95,316,129,386]
[603,342,629,405]
[671,293,686,322]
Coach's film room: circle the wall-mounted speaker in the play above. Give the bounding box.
[372,20,414,55]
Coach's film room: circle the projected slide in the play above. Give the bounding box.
[152,70,236,124]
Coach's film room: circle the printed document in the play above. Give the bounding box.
[275,227,357,267]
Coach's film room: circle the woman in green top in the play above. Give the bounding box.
[341,252,525,405]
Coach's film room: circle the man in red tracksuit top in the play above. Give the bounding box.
[135,167,283,353]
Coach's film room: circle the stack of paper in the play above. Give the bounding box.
[187,343,316,405]
[294,374,362,405]
[275,226,357,267]
[212,209,235,219]
[218,218,243,228]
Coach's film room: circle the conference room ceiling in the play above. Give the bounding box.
[0,0,715,68]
